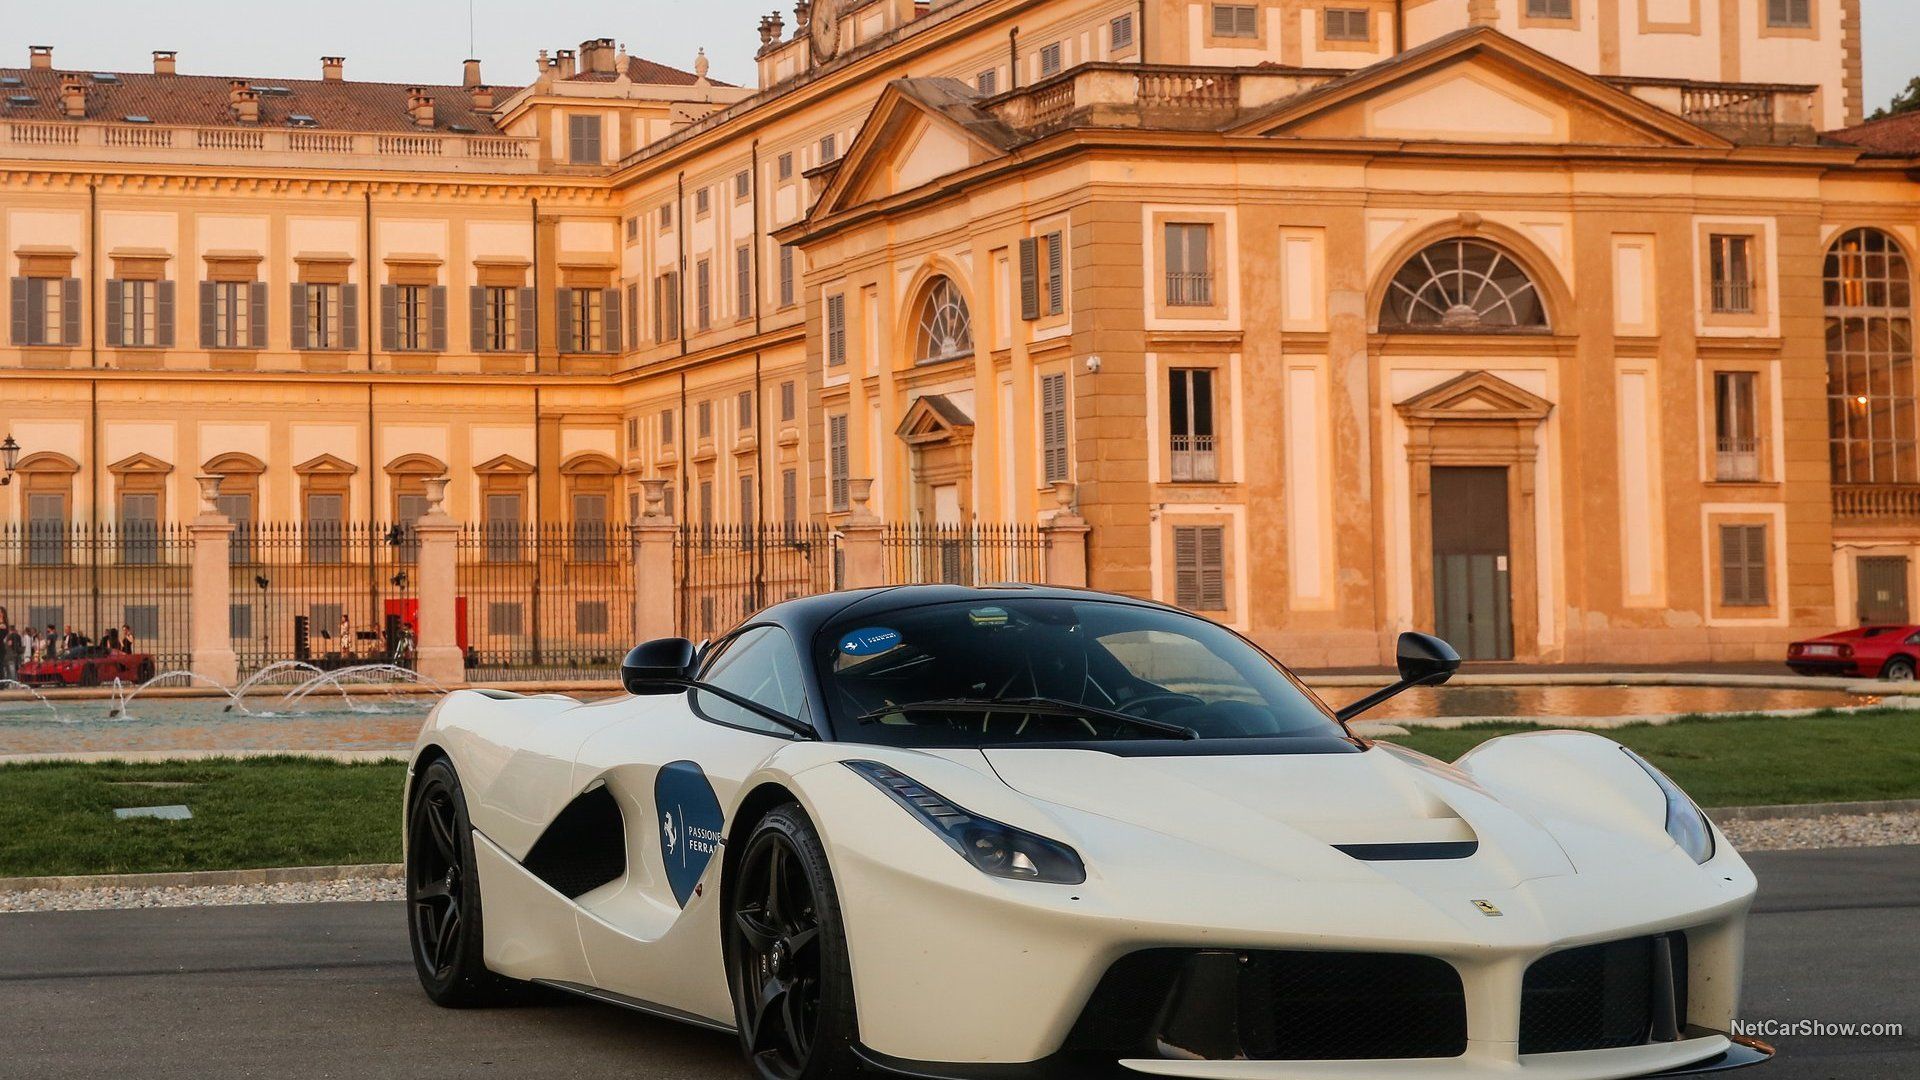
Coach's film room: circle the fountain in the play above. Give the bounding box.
[0,679,60,717]
[274,664,448,712]
[108,670,252,719]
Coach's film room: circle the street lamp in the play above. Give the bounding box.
[0,434,19,486]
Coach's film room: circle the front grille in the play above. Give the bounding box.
[1520,933,1689,1054]
[1065,948,1468,1061]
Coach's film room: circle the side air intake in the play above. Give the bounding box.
[521,784,627,899]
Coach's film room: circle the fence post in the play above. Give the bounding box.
[633,478,678,642]
[187,474,239,686]
[1042,481,1089,588]
[412,476,465,688]
[839,478,886,589]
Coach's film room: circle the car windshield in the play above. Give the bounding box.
[814,598,1347,747]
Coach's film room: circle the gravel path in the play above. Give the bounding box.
[0,875,402,913]
[1719,809,1920,852]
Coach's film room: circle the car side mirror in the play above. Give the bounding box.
[622,637,699,695]
[1334,631,1462,723]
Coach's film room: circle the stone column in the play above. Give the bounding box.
[838,478,886,589]
[187,474,239,686]
[632,478,679,642]
[411,476,465,688]
[1042,481,1090,588]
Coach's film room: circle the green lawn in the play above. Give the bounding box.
[0,757,406,878]
[2,712,1917,879]
[1386,710,1920,808]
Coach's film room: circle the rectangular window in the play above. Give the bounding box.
[659,203,674,232]
[1709,234,1755,314]
[1714,372,1761,481]
[1527,0,1574,17]
[1324,8,1371,40]
[625,215,639,242]
[229,603,253,641]
[567,114,602,164]
[484,493,523,564]
[695,258,712,331]
[1766,0,1809,27]
[392,284,432,351]
[575,601,610,635]
[206,281,255,349]
[777,152,794,181]
[25,493,68,566]
[11,276,79,347]
[1110,13,1135,49]
[1165,223,1214,306]
[626,416,639,447]
[782,468,798,524]
[976,69,999,95]
[735,170,751,200]
[1039,42,1064,77]
[739,473,756,529]
[695,187,711,216]
[825,294,847,366]
[108,279,169,348]
[699,479,714,524]
[698,400,713,439]
[571,493,609,563]
[828,413,850,511]
[1173,526,1227,610]
[660,407,675,445]
[738,388,754,431]
[301,282,344,349]
[217,492,255,563]
[1169,369,1219,481]
[119,492,161,565]
[654,271,680,342]
[478,286,520,351]
[1040,372,1069,484]
[304,493,345,565]
[564,287,604,352]
[1211,4,1258,37]
[1018,232,1065,319]
[1719,524,1770,606]
[819,133,838,162]
[780,380,796,422]
[736,244,753,318]
[778,246,796,308]
[488,602,524,636]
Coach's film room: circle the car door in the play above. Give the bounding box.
[568,624,816,1021]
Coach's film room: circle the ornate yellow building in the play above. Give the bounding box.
[2,0,1915,666]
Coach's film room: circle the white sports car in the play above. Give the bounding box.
[405,585,1772,1079]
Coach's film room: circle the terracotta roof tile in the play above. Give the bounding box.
[1827,111,1920,156]
[0,66,520,133]
[560,57,734,88]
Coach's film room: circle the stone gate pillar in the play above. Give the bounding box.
[633,478,679,642]
[187,474,239,686]
[838,479,886,589]
[1042,481,1089,588]
[412,476,465,688]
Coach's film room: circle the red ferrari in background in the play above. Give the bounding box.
[16,652,156,688]
[1787,626,1920,680]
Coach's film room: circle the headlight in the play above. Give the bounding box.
[1622,747,1715,864]
[845,760,1086,885]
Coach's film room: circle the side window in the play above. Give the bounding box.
[693,626,811,736]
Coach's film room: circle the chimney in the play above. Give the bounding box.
[229,79,259,123]
[462,58,482,88]
[468,84,494,110]
[580,38,617,74]
[555,49,577,79]
[153,50,177,76]
[321,56,345,81]
[406,88,436,128]
[59,75,87,118]
[29,45,54,70]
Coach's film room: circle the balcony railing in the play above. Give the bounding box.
[1711,279,1755,314]
[1608,77,1820,145]
[1,121,538,173]
[1834,484,1920,523]
[1715,437,1761,482]
[1171,435,1219,482]
[986,63,1345,134]
[1166,271,1215,307]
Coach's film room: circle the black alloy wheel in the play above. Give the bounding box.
[728,804,858,1079]
[406,757,512,1006]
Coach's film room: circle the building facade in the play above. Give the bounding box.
[2,0,1915,666]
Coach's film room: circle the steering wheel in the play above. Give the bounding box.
[1115,692,1206,717]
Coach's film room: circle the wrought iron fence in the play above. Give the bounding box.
[228,522,417,677]
[457,522,636,682]
[0,522,194,676]
[677,523,838,640]
[883,523,1050,587]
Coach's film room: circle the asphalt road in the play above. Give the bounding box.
[0,847,1914,1079]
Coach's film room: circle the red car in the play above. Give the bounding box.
[1786,626,1920,680]
[16,652,156,688]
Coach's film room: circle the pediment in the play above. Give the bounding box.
[1395,371,1554,423]
[814,79,1018,219]
[475,453,535,476]
[895,394,975,445]
[1235,28,1728,151]
[108,452,175,476]
[293,453,358,476]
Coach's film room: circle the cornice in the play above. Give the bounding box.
[0,167,611,203]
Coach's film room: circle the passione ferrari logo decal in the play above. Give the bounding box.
[1473,899,1503,917]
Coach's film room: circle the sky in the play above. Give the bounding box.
[2,0,1916,114]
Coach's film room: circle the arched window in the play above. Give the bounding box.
[1826,228,1915,484]
[1380,238,1548,332]
[913,276,973,362]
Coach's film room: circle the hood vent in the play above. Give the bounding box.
[1333,841,1478,861]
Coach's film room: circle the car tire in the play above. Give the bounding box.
[406,758,516,1007]
[78,664,100,688]
[726,804,860,1080]
[1884,657,1916,682]
[136,659,156,682]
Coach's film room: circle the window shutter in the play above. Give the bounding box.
[1745,526,1769,606]
[626,281,639,347]
[1237,5,1257,35]
[8,278,24,345]
[603,287,622,353]
[156,280,175,347]
[288,282,307,349]
[429,285,448,352]
[1018,237,1040,320]
[105,279,124,346]
[379,284,398,352]
[1041,372,1068,483]
[517,287,536,352]
[1212,5,1233,35]
[1046,231,1064,315]
[554,288,574,352]
[1174,527,1200,607]
[61,278,80,345]
[249,282,268,349]
[1199,527,1226,609]
[341,284,360,351]
[1719,526,1745,606]
[198,282,216,347]
[826,294,846,366]
[469,286,487,352]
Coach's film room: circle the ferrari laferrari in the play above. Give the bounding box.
[405,584,1770,1078]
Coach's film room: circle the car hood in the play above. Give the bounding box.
[980,744,1579,890]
